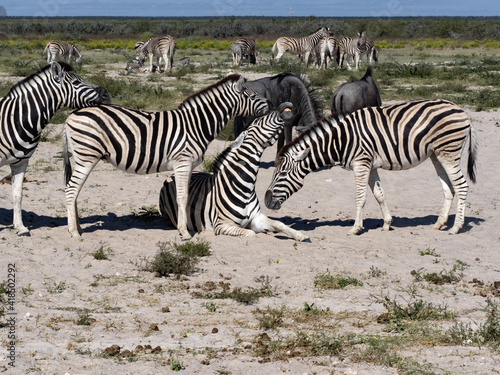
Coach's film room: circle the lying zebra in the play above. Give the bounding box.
[159,103,309,241]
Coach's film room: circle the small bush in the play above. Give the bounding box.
[314,270,363,290]
[143,239,211,276]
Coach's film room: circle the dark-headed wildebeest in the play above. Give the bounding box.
[234,73,323,160]
[330,66,382,115]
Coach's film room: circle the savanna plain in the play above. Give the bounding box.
[0,16,500,375]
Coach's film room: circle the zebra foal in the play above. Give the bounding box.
[159,103,308,241]
[272,27,330,67]
[134,35,176,72]
[63,75,269,239]
[265,99,477,235]
[0,62,111,235]
[44,41,83,67]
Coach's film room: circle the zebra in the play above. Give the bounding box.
[360,39,378,65]
[134,35,176,72]
[0,62,111,235]
[312,36,340,69]
[159,102,308,241]
[272,27,330,67]
[230,38,257,66]
[62,74,269,239]
[44,41,83,67]
[265,99,477,235]
[338,31,368,70]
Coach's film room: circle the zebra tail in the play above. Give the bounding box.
[62,129,73,186]
[468,125,478,184]
[271,41,277,59]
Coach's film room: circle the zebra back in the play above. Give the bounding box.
[274,27,330,56]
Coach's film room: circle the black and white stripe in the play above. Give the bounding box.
[360,39,378,64]
[230,38,257,66]
[312,36,340,69]
[62,75,269,239]
[265,99,477,235]
[44,41,83,67]
[159,102,308,241]
[272,27,330,67]
[134,35,176,72]
[338,31,368,70]
[0,62,111,235]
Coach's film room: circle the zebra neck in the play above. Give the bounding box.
[7,77,61,131]
[300,120,342,170]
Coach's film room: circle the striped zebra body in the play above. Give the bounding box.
[62,75,269,239]
[272,27,330,67]
[313,36,340,69]
[135,35,176,72]
[0,62,111,235]
[231,38,257,66]
[159,103,308,241]
[338,31,368,70]
[265,99,477,235]
[360,40,378,64]
[44,41,83,66]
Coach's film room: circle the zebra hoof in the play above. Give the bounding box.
[18,230,31,237]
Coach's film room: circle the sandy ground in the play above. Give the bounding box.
[0,103,499,374]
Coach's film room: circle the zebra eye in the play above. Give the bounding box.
[279,171,288,177]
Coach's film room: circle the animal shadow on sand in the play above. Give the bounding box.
[272,214,483,235]
[0,208,168,235]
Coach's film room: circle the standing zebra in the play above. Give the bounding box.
[230,38,257,66]
[159,102,308,241]
[272,27,330,67]
[62,75,269,239]
[0,62,111,235]
[338,31,368,70]
[312,36,340,69]
[265,99,477,235]
[134,35,176,72]
[44,41,83,67]
[360,39,378,65]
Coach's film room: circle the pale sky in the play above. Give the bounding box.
[1,0,498,17]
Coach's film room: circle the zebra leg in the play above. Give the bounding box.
[368,169,392,231]
[10,160,30,235]
[214,220,256,237]
[350,163,371,235]
[431,153,469,234]
[173,161,194,240]
[65,160,100,237]
[263,216,310,242]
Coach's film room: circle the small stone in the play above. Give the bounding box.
[149,323,159,331]
[212,327,218,334]
[161,306,170,313]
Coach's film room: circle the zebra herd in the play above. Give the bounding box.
[1,35,478,240]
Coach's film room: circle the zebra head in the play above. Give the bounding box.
[265,145,311,210]
[357,31,367,51]
[235,77,270,118]
[246,102,293,148]
[134,41,147,62]
[49,62,112,108]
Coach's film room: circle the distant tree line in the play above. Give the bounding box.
[0,16,498,40]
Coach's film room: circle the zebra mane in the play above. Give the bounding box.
[277,113,344,158]
[6,62,74,96]
[178,74,243,110]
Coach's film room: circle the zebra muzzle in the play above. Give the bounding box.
[265,190,281,210]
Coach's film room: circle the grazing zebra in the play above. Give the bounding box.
[312,36,340,69]
[360,39,378,65]
[272,27,330,67]
[62,75,269,239]
[265,99,477,235]
[44,41,83,67]
[230,38,257,66]
[159,102,308,241]
[338,31,368,70]
[134,35,176,72]
[0,62,111,235]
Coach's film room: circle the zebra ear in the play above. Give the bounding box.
[232,131,246,149]
[293,148,310,162]
[50,62,64,83]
